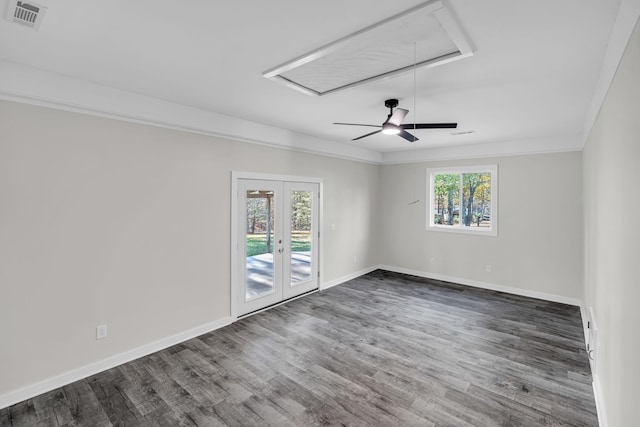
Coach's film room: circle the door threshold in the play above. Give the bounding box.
[237,288,319,320]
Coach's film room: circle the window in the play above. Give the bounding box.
[427,165,497,236]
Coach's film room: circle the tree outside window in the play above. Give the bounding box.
[428,165,497,236]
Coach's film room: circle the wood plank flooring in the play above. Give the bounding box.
[1,270,598,426]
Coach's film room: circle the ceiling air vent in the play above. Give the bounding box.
[6,0,47,31]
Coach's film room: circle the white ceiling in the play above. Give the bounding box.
[0,0,630,162]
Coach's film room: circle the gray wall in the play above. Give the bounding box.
[378,153,583,302]
[0,100,380,396]
[583,18,640,427]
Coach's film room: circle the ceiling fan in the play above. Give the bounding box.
[334,99,457,142]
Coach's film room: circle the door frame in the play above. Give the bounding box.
[230,171,323,320]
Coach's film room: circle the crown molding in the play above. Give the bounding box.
[0,60,585,165]
[380,134,583,164]
[0,60,383,164]
[583,0,640,145]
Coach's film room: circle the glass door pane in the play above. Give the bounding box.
[289,190,312,284]
[283,182,319,300]
[245,189,276,300]
[237,179,283,317]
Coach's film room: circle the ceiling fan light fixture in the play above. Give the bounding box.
[334,99,456,142]
[381,122,401,135]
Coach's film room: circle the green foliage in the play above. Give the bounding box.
[290,232,312,252]
[246,232,311,257]
[432,172,491,227]
[462,173,491,226]
[246,234,272,257]
[246,196,273,234]
[245,190,313,257]
[434,174,459,197]
[433,173,459,225]
[290,191,312,231]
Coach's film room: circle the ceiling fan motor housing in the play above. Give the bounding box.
[384,99,399,109]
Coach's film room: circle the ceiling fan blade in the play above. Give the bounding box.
[398,130,419,142]
[333,122,381,128]
[401,123,458,129]
[352,130,382,141]
[387,108,409,126]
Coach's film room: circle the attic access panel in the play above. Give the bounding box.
[263,0,473,96]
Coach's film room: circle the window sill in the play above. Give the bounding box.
[427,225,497,237]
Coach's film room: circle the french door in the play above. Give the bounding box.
[234,177,320,317]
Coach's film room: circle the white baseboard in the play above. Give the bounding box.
[376,264,582,306]
[0,316,233,410]
[580,305,590,350]
[321,265,379,290]
[579,306,605,427]
[593,375,607,427]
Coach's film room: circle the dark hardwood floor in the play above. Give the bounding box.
[1,270,598,426]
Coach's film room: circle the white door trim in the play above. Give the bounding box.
[230,171,323,320]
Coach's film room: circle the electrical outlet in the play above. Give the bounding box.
[96,324,108,340]
[485,264,492,273]
[353,256,357,264]
[430,257,436,264]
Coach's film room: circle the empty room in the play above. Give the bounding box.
[1,0,639,426]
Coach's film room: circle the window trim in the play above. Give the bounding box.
[426,164,498,236]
